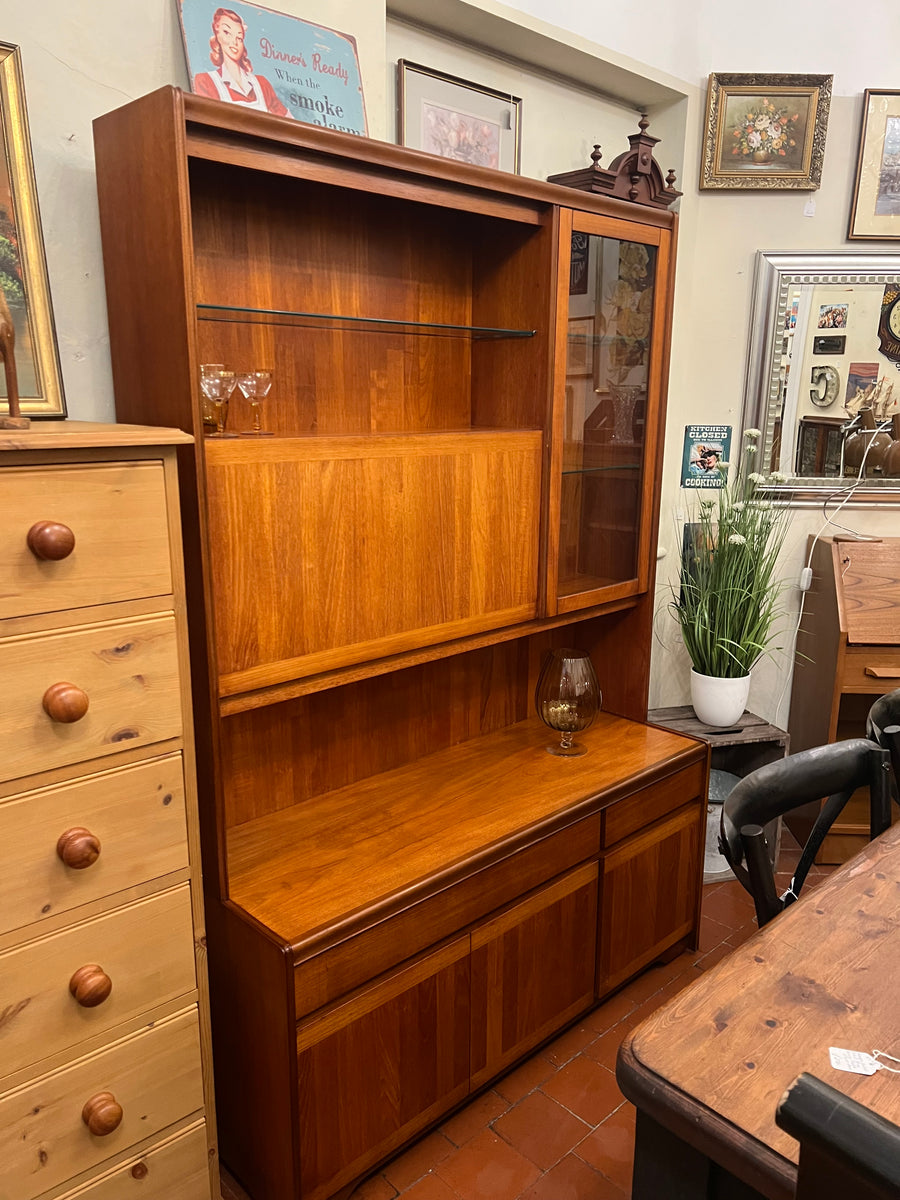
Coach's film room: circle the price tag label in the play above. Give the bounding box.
[829,1047,879,1075]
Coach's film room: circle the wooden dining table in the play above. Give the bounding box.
[616,820,900,1199]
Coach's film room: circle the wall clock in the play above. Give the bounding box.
[877,284,900,362]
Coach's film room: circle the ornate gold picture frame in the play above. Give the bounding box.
[0,42,65,418]
[700,73,832,191]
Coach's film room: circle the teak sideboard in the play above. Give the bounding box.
[93,88,707,1200]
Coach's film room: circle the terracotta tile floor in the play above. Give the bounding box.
[221,830,835,1200]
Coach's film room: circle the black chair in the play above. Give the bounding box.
[777,1073,900,1200]
[866,686,900,797]
[719,738,892,928]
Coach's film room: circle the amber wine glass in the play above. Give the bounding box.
[236,370,273,435]
[200,365,237,437]
[534,648,601,756]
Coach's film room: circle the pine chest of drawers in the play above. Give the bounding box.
[0,422,218,1200]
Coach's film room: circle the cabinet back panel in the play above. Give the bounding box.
[189,161,547,435]
[221,640,531,826]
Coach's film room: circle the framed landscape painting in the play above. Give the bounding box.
[848,89,900,240]
[700,73,832,191]
[0,42,64,418]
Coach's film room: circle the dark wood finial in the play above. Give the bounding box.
[665,168,678,190]
[547,115,682,209]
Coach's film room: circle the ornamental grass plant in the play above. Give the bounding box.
[671,429,791,679]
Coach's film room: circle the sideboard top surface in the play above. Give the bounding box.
[227,712,704,950]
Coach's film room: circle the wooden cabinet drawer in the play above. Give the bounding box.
[841,646,900,693]
[601,761,706,848]
[0,754,189,936]
[0,461,173,621]
[55,1122,210,1200]
[0,1007,204,1200]
[293,812,600,1017]
[0,885,197,1080]
[0,614,182,784]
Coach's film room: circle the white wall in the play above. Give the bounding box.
[4,0,897,727]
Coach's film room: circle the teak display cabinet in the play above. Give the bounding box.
[93,88,705,1200]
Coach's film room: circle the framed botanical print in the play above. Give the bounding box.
[0,42,65,418]
[848,90,900,240]
[397,60,521,173]
[700,73,832,191]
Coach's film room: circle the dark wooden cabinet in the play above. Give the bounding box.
[93,88,705,1200]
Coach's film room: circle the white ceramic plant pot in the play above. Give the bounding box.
[690,670,750,728]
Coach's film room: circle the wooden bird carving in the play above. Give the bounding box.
[0,282,28,429]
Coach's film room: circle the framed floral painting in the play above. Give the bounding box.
[397,60,521,173]
[700,73,832,191]
[848,90,900,240]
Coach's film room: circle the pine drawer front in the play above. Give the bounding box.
[0,885,197,1081]
[0,1007,204,1200]
[0,461,173,620]
[54,1121,210,1200]
[0,615,182,784]
[0,755,189,937]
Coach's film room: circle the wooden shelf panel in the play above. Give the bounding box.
[206,430,543,694]
[226,713,703,948]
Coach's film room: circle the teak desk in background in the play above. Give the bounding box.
[617,821,900,1200]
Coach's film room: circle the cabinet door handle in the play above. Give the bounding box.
[69,964,113,1007]
[864,667,900,679]
[82,1091,123,1136]
[56,827,101,869]
[42,681,90,723]
[26,520,76,560]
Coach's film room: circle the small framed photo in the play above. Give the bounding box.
[397,60,521,173]
[566,316,594,376]
[700,73,832,191]
[0,42,65,418]
[848,89,900,240]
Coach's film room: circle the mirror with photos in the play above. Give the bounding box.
[744,251,900,497]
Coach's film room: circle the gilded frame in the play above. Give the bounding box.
[848,89,900,241]
[0,42,64,418]
[700,73,832,191]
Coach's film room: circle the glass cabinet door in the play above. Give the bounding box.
[546,211,672,615]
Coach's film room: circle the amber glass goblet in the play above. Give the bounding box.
[534,648,601,756]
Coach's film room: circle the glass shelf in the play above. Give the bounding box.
[197,303,535,341]
[561,463,641,476]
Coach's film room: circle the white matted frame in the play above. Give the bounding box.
[848,90,900,241]
[397,60,521,174]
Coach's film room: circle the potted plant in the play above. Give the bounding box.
[670,429,791,726]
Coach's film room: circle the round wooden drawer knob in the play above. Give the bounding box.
[82,1091,123,1137]
[69,964,113,1008]
[56,827,101,869]
[42,681,89,723]
[27,520,76,561]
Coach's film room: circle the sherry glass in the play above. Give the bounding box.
[534,648,601,756]
[236,370,273,435]
[200,366,237,437]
